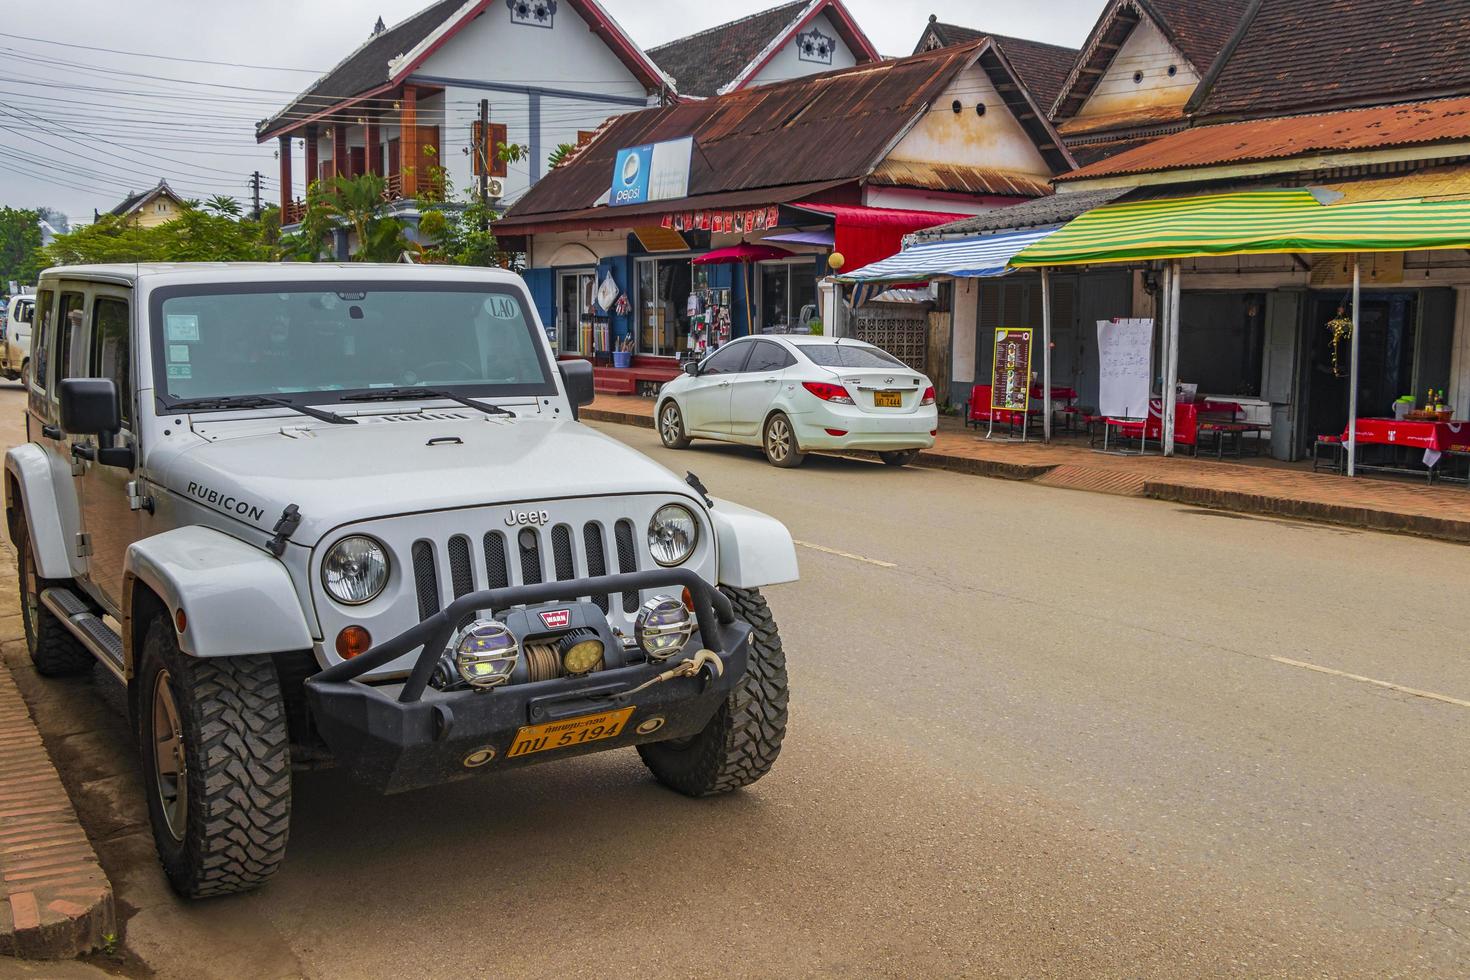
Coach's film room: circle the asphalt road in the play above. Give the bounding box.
[3,385,1468,978]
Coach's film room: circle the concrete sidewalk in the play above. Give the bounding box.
[585,394,1470,544]
[0,542,114,962]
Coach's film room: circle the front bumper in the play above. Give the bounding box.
[303,569,749,794]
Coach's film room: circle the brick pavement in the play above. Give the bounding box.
[0,541,114,960]
[584,394,1470,543]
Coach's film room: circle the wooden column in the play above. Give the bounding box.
[365,119,380,176]
[277,135,292,211]
[304,125,319,192]
[332,124,348,179]
[400,87,418,198]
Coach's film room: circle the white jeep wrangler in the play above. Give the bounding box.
[5,264,797,899]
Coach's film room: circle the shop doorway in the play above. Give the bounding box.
[1304,291,1422,442]
[635,256,697,357]
[557,269,596,355]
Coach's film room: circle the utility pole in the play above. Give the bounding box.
[248,171,263,219]
[478,98,490,232]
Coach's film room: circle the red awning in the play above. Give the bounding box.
[790,203,969,273]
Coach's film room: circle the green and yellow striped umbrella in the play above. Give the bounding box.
[1010,188,1470,267]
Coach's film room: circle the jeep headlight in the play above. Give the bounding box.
[321,535,390,605]
[647,504,698,567]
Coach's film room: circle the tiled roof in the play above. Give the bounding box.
[1058,96,1470,182]
[647,2,809,98]
[1191,0,1470,119]
[1053,0,1251,119]
[913,20,1080,110]
[911,186,1134,241]
[498,41,1071,232]
[258,0,463,138]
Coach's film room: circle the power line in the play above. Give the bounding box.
[0,29,326,73]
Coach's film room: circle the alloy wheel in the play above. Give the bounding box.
[660,404,681,445]
[21,545,38,639]
[767,417,792,462]
[151,670,188,842]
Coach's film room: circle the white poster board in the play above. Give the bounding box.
[1096,318,1154,418]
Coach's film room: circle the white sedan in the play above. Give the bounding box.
[655,335,937,468]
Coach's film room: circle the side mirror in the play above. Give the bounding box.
[682,361,700,377]
[558,359,595,419]
[59,378,121,436]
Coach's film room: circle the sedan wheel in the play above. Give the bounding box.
[763,413,806,468]
[659,401,691,449]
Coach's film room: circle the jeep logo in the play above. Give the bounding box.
[504,508,551,527]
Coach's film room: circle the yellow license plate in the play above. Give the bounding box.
[506,706,636,759]
[874,390,902,408]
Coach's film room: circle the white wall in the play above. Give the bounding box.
[418,0,650,205]
[530,230,628,269]
[747,12,859,89]
[885,62,1052,178]
[1071,15,1199,124]
[952,278,979,384]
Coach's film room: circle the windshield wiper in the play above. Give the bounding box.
[339,388,514,418]
[172,395,357,425]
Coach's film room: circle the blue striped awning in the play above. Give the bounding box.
[833,225,1060,305]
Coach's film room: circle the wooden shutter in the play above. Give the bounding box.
[472,121,509,178]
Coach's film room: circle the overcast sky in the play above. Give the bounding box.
[0,0,1104,224]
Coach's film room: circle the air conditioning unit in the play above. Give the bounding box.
[485,176,505,200]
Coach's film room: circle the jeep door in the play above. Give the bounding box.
[681,340,752,435]
[726,339,795,438]
[70,288,138,612]
[29,287,88,580]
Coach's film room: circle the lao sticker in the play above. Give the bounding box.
[168,344,190,363]
[483,296,519,320]
[538,609,571,629]
[166,314,199,342]
[167,364,192,380]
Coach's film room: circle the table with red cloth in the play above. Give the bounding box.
[1346,418,1470,468]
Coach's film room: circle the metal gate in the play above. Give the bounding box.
[850,305,928,371]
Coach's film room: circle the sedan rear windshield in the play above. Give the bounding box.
[798,343,905,369]
[150,283,554,405]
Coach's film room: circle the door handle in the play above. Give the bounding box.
[764,378,779,384]
[42,424,62,440]
[70,443,95,462]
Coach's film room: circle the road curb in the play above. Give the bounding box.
[0,659,115,960]
[585,405,1470,544]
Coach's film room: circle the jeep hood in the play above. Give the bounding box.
[156,417,698,545]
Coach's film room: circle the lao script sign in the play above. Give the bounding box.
[991,329,1032,413]
[1096,318,1154,419]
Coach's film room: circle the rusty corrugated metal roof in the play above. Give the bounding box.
[1058,97,1470,182]
[868,160,1051,198]
[498,40,1071,234]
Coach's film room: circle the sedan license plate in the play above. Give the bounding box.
[874,390,903,408]
[506,706,635,759]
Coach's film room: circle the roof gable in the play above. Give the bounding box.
[647,0,879,99]
[1051,0,1249,120]
[109,181,184,218]
[258,0,666,139]
[500,41,1073,229]
[912,19,1079,110]
[1189,0,1470,120]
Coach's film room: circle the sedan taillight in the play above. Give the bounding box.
[802,381,854,405]
[921,386,936,407]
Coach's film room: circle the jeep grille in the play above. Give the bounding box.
[409,519,639,620]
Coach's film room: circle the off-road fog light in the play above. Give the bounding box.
[558,630,605,675]
[454,620,519,689]
[635,595,697,660]
[322,535,389,605]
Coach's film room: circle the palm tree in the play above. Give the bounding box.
[204,195,243,217]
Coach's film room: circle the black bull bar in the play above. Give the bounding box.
[310,568,736,702]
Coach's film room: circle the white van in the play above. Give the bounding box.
[2,293,34,382]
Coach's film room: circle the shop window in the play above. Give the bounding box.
[636,257,712,357]
[758,260,818,333]
[1177,292,1267,397]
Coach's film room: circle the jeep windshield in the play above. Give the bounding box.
[150,283,555,408]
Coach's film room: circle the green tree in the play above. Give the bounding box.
[279,174,407,263]
[0,207,44,285]
[547,142,577,170]
[41,204,271,266]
